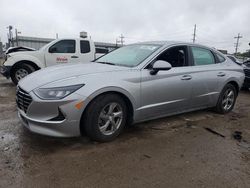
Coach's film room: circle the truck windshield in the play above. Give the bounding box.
[95,44,161,67]
[39,41,54,51]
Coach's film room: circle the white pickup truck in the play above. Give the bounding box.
[1,37,106,84]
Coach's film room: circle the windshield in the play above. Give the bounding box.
[39,41,54,51]
[95,44,161,67]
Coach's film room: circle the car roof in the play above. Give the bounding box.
[132,41,214,49]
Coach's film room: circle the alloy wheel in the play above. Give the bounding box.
[222,88,235,111]
[98,102,123,136]
[15,69,28,81]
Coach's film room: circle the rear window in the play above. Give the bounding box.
[80,41,91,53]
[216,53,226,63]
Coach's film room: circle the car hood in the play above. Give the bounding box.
[18,62,130,92]
[8,50,38,56]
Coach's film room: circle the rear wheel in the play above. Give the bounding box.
[215,84,237,114]
[11,63,35,85]
[83,94,128,142]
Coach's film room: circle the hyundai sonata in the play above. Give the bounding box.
[17,41,245,142]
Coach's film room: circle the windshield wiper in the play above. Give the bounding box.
[96,61,116,65]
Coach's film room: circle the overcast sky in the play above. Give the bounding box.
[0,0,250,53]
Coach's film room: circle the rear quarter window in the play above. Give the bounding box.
[191,47,215,66]
[80,41,91,53]
[216,53,226,63]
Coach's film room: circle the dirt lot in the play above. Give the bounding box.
[0,75,250,188]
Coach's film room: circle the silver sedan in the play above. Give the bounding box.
[17,41,245,142]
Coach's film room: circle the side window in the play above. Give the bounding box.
[191,47,215,66]
[80,41,91,53]
[227,56,236,62]
[49,40,75,53]
[156,46,188,67]
[216,53,226,63]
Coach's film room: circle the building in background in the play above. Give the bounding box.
[12,36,120,51]
[13,36,54,50]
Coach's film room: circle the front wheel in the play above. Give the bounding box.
[83,94,128,142]
[215,84,237,114]
[11,63,35,85]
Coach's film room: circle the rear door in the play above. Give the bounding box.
[79,40,95,62]
[45,39,79,66]
[188,46,222,108]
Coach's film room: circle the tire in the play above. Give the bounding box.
[215,84,237,114]
[11,63,35,85]
[83,94,128,142]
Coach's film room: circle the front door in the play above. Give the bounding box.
[45,39,79,66]
[139,45,193,120]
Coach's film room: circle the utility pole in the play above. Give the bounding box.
[7,25,13,47]
[116,34,125,47]
[15,28,21,46]
[119,34,125,46]
[115,38,119,47]
[192,24,197,43]
[15,29,18,46]
[234,33,243,54]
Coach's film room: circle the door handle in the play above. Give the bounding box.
[217,72,226,77]
[71,55,79,58]
[181,75,192,80]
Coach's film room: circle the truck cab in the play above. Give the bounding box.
[1,37,97,84]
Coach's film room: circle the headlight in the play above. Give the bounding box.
[34,84,84,100]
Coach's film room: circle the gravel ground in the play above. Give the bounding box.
[0,75,250,188]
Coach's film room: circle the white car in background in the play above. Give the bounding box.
[1,37,108,84]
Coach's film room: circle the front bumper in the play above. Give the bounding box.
[0,65,11,78]
[17,91,88,137]
[18,109,81,137]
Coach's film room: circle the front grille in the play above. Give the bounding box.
[16,87,32,113]
[244,69,250,77]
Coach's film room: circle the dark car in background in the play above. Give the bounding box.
[226,55,249,90]
[226,55,242,65]
[242,60,250,90]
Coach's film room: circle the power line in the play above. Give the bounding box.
[234,33,243,54]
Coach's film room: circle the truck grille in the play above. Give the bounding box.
[16,87,32,113]
[244,69,250,77]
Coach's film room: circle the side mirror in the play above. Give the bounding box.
[49,47,57,53]
[150,60,172,75]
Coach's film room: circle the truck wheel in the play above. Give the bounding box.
[214,84,237,114]
[83,94,128,142]
[11,64,35,85]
